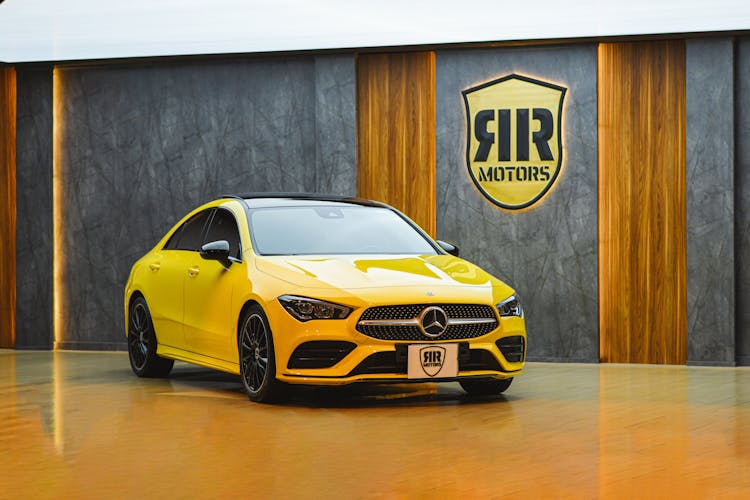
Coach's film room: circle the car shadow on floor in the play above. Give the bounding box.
[285,383,513,408]
[161,363,514,408]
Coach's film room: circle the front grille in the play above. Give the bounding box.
[287,341,357,369]
[347,344,505,376]
[357,304,497,341]
[496,336,525,363]
[360,304,496,320]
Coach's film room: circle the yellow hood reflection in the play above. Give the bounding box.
[255,254,501,290]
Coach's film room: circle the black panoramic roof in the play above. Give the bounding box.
[219,193,388,209]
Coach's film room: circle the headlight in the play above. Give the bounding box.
[278,295,352,322]
[497,295,523,318]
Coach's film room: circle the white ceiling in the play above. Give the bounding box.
[1,0,749,63]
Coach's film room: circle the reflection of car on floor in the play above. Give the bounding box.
[124,194,526,403]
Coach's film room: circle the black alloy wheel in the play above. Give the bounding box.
[460,377,513,396]
[239,304,286,403]
[127,296,174,377]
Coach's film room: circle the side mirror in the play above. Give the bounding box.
[200,240,231,267]
[436,240,459,257]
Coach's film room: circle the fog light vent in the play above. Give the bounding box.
[287,341,357,369]
[496,336,525,363]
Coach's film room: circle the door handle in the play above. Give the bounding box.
[149,263,161,271]
[188,266,200,277]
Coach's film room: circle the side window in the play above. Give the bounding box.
[203,208,242,259]
[163,225,184,250]
[164,210,213,251]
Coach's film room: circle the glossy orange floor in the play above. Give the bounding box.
[1,350,749,498]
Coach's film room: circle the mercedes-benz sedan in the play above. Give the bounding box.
[124,194,526,402]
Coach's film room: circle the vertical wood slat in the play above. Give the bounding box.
[356,52,436,236]
[598,41,687,364]
[0,66,16,348]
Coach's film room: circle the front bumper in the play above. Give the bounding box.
[268,299,526,386]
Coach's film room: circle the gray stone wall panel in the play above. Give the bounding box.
[56,56,357,348]
[15,66,53,349]
[314,56,357,195]
[436,45,599,362]
[737,38,750,366]
[686,38,735,365]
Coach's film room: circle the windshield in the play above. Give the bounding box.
[248,205,438,256]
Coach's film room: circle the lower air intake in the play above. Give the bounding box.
[287,341,357,369]
[496,336,525,363]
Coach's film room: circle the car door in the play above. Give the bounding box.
[144,209,212,349]
[183,207,245,362]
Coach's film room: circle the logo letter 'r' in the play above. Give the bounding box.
[473,110,494,162]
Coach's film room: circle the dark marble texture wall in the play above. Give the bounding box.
[56,55,356,349]
[737,38,750,366]
[685,38,736,365]
[15,66,54,349]
[436,45,599,362]
[314,57,357,195]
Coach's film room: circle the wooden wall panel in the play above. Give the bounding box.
[598,41,687,364]
[0,66,16,348]
[356,52,436,236]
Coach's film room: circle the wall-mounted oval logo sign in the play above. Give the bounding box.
[463,74,566,210]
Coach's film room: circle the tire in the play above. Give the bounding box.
[239,304,287,403]
[127,296,174,378]
[460,377,513,396]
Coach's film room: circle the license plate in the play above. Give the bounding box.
[407,343,459,379]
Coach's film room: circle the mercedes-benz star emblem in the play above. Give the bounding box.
[418,306,448,338]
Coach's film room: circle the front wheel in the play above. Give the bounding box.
[128,297,174,378]
[239,305,287,403]
[460,377,513,396]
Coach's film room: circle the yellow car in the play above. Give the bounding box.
[124,195,526,402]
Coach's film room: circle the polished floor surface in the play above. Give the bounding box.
[1,350,749,498]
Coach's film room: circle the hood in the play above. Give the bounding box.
[254,254,513,295]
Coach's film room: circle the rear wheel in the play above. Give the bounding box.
[239,304,287,403]
[128,297,174,377]
[460,377,513,396]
